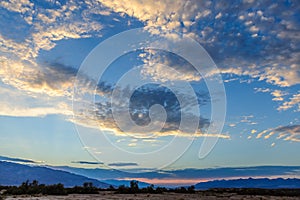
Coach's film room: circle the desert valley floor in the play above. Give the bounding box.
[3,192,300,200]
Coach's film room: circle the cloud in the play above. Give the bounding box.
[0,103,71,117]
[108,162,139,167]
[271,90,287,102]
[239,115,257,125]
[0,155,39,164]
[254,87,299,112]
[255,88,288,102]
[278,93,300,112]
[140,55,201,82]
[0,57,218,139]
[0,83,72,117]
[71,161,104,165]
[0,0,33,14]
[254,125,300,142]
[251,129,257,134]
[72,83,223,138]
[100,0,300,88]
[274,125,300,142]
[0,0,105,63]
[0,0,298,142]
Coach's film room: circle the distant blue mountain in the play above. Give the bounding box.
[2,155,300,189]
[195,178,300,190]
[53,165,300,181]
[0,161,110,188]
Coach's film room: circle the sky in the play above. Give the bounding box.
[0,0,300,173]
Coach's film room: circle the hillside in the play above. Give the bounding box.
[0,161,110,188]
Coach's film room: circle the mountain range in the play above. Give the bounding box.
[1,156,300,189]
[195,178,300,190]
[0,161,109,188]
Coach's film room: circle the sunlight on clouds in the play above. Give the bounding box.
[138,39,208,82]
[0,103,71,117]
[0,0,103,62]
[271,90,287,102]
[0,0,33,15]
[254,88,299,112]
[99,0,300,89]
[0,84,72,117]
[278,93,300,112]
[254,125,300,142]
[0,0,299,143]
[271,142,275,147]
[0,57,75,97]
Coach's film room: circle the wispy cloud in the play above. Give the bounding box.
[0,155,40,164]
[278,92,300,112]
[254,125,300,142]
[108,162,139,167]
[71,161,104,165]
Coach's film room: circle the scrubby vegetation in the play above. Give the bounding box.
[1,180,97,195]
[115,180,195,194]
[1,180,300,198]
[0,180,195,196]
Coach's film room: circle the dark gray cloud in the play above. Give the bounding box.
[108,162,139,167]
[255,124,300,142]
[0,155,38,164]
[274,125,300,133]
[91,83,211,136]
[71,161,104,165]
[274,125,300,142]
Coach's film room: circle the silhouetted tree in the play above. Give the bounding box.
[187,185,195,193]
[130,180,139,193]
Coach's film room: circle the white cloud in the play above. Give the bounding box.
[215,12,222,19]
[98,0,300,88]
[0,0,299,141]
[0,0,33,14]
[278,93,300,112]
[0,84,72,117]
[0,102,71,117]
[271,90,287,101]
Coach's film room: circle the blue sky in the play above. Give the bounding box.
[0,0,299,172]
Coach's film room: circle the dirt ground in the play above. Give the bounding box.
[3,191,300,200]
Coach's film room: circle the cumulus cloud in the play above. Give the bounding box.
[100,0,300,89]
[0,0,107,64]
[138,48,206,82]
[0,0,33,14]
[278,93,300,112]
[1,0,298,141]
[271,90,287,102]
[254,87,299,111]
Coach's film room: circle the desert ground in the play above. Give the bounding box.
[3,191,300,200]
